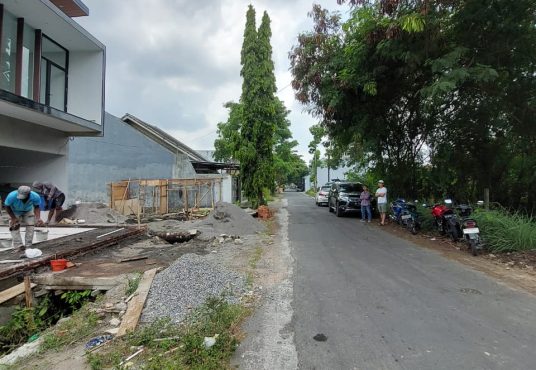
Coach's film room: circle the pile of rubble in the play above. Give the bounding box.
[148,202,263,241]
[60,202,127,224]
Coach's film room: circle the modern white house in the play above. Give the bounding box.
[0,0,105,199]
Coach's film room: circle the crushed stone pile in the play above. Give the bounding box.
[148,201,263,241]
[141,253,246,323]
[61,202,127,224]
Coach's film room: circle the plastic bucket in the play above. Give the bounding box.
[35,230,49,242]
[50,259,67,272]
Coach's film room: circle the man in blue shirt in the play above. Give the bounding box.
[4,185,43,250]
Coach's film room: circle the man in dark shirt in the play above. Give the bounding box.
[32,181,66,224]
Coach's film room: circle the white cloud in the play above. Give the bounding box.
[77,0,344,162]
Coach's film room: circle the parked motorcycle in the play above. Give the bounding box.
[445,204,482,256]
[431,199,456,235]
[390,199,421,235]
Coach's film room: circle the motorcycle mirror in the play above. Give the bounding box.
[445,199,453,204]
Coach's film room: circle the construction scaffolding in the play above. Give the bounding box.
[109,178,224,217]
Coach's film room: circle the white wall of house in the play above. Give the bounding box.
[68,51,105,124]
[0,116,69,193]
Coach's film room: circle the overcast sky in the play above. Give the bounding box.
[77,0,346,162]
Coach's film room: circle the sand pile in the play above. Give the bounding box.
[148,202,263,241]
[61,202,127,224]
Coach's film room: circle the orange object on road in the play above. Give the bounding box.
[258,205,272,219]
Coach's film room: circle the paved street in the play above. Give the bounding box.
[287,192,536,370]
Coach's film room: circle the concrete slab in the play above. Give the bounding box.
[0,226,95,246]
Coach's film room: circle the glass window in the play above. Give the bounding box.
[339,183,363,193]
[40,35,68,111]
[49,64,65,110]
[21,24,35,98]
[42,36,66,68]
[1,10,18,93]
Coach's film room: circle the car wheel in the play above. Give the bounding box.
[336,202,342,217]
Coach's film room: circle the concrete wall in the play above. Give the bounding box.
[195,174,233,203]
[0,115,69,194]
[68,51,105,125]
[305,165,352,190]
[67,112,197,203]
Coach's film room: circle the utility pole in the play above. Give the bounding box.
[327,152,330,182]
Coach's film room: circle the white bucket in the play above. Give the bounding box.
[34,230,49,242]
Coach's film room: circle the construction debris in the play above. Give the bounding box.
[117,268,158,337]
[61,202,127,224]
[148,202,263,241]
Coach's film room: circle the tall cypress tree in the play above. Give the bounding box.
[237,6,278,208]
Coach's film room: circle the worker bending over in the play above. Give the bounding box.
[32,181,65,224]
[4,185,43,251]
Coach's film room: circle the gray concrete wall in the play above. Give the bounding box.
[68,112,194,203]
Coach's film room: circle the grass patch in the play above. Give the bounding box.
[126,273,142,296]
[305,188,316,197]
[87,297,249,370]
[473,209,536,253]
[40,303,99,352]
[249,247,263,269]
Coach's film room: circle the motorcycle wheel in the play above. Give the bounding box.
[410,220,418,235]
[336,202,342,217]
[469,239,478,256]
[328,202,333,213]
[449,225,459,242]
[437,220,446,235]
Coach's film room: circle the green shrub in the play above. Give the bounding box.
[473,209,536,253]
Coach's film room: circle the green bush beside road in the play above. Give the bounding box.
[473,209,536,253]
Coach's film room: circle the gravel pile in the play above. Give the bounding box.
[61,202,127,224]
[141,253,247,323]
[148,201,263,241]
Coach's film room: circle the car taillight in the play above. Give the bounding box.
[466,221,476,228]
[319,192,325,195]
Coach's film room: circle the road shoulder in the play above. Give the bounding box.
[231,198,298,370]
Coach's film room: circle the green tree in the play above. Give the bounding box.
[213,102,242,163]
[290,1,536,211]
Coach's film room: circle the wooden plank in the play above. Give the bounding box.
[117,268,158,337]
[0,282,37,304]
[32,274,125,289]
[24,276,33,307]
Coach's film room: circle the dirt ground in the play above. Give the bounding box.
[377,221,536,295]
[9,204,273,370]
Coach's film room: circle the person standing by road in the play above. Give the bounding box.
[375,180,388,226]
[4,185,43,251]
[360,185,372,223]
[32,181,65,224]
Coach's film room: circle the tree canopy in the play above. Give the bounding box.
[290,0,536,212]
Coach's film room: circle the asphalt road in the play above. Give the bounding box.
[287,192,536,370]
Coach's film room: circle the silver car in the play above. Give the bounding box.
[315,185,331,206]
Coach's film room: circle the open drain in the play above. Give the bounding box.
[313,333,328,342]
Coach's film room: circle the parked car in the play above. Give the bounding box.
[315,185,331,206]
[328,181,365,217]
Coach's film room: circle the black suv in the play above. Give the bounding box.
[328,181,365,217]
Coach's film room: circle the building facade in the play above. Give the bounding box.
[68,112,202,202]
[0,0,105,198]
